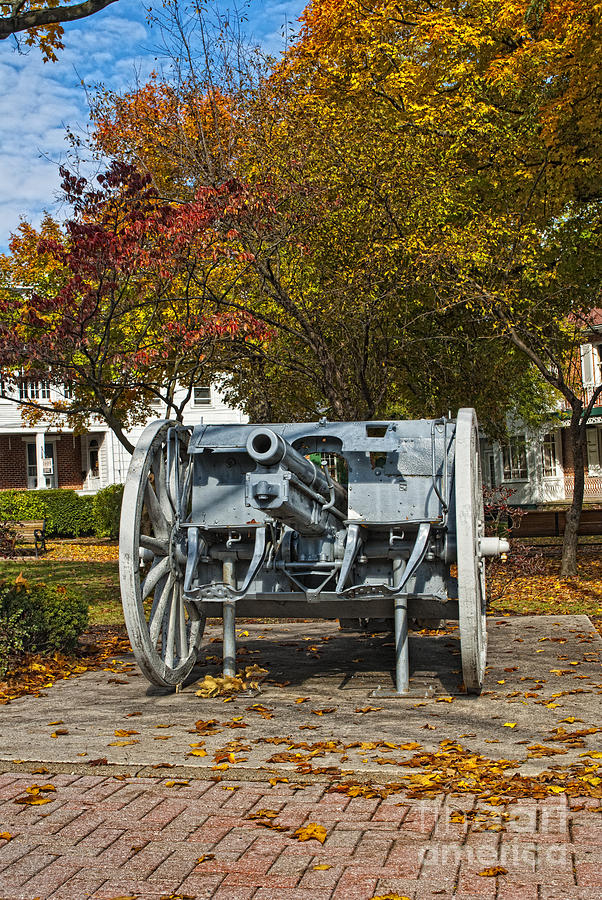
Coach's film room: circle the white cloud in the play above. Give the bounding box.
[0,0,306,251]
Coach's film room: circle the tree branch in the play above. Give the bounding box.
[0,0,119,40]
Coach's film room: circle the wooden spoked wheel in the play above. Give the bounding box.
[119,420,204,688]
[455,408,487,694]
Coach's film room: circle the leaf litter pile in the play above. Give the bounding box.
[0,630,132,705]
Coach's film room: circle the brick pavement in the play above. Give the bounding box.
[1,771,600,900]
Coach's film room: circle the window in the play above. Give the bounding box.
[586,426,602,473]
[483,450,496,487]
[541,433,558,478]
[19,380,50,401]
[193,385,212,406]
[88,439,100,479]
[62,383,74,400]
[502,436,527,480]
[26,442,37,480]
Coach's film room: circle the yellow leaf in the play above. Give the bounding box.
[114,730,139,737]
[313,864,332,870]
[0,832,12,841]
[503,723,517,728]
[196,853,216,863]
[108,740,139,747]
[164,780,189,787]
[188,748,207,757]
[478,866,508,877]
[369,895,411,900]
[293,822,327,844]
[247,809,279,820]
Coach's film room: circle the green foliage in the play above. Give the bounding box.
[0,489,94,537]
[0,576,88,677]
[92,483,124,539]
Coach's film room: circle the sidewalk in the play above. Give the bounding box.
[1,769,600,900]
[0,615,600,900]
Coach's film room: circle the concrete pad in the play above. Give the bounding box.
[0,616,600,779]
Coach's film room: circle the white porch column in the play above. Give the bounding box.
[35,431,46,490]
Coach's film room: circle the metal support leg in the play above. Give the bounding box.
[222,558,236,678]
[393,557,409,693]
[394,595,409,694]
[370,556,410,698]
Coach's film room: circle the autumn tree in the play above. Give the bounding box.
[0,0,119,61]
[0,161,268,452]
[252,0,601,574]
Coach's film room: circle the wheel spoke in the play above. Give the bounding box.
[164,582,178,668]
[144,481,170,540]
[152,448,175,521]
[149,576,173,645]
[141,556,171,599]
[176,589,188,659]
[140,534,169,556]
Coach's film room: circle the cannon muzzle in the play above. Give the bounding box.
[246,427,347,534]
[247,427,333,500]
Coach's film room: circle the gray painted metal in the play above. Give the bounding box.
[119,410,507,693]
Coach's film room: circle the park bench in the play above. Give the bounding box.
[8,519,47,557]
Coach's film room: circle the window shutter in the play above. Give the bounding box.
[586,427,601,472]
[581,344,595,387]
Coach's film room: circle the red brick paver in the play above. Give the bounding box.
[0,772,598,899]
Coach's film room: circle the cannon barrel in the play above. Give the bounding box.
[245,427,347,533]
[246,427,347,509]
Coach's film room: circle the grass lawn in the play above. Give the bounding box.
[0,543,122,626]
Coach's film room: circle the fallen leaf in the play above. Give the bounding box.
[292,822,327,843]
[369,895,411,900]
[477,866,508,877]
[311,708,336,716]
[164,780,189,787]
[503,723,517,728]
[247,809,280,820]
[114,729,139,737]
[313,864,332,870]
[51,729,68,737]
[196,853,216,863]
[0,832,12,841]
[108,740,139,747]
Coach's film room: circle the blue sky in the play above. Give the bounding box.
[0,0,306,252]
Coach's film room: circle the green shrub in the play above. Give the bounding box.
[0,576,88,677]
[0,489,94,537]
[92,483,124,539]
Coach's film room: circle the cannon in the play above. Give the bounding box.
[119,410,508,695]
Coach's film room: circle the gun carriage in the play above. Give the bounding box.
[119,409,508,695]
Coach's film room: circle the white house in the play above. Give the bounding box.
[0,382,247,494]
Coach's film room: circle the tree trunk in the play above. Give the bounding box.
[561,412,585,576]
